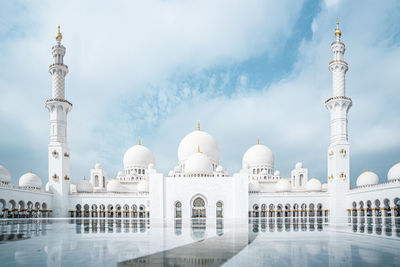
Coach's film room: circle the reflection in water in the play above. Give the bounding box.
[0,218,399,266]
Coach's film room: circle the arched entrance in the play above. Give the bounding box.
[192,197,206,218]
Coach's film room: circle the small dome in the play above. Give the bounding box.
[106,178,126,193]
[148,163,155,170]
[216,165,224,172]
[137,179,149,192]
[275,178,291,192]
[185,152,213,174]
[95,163,102,169]
[388,162,400,181]
[117,171,124,177]
[123,144,156,169]
[0,165,11,183]
[306,178,322,192]
[249,179,261,192]
[77,177,93,193]
[19,171,42,189]
[70,183,77,193]
[322,182,328,190]
[242,144,274,169]
[295,162,303,169]
[45,182,52,193]
[178,129,220,164]
[168,170,174,176]
[274,170,280,176]
[356,170,379,187]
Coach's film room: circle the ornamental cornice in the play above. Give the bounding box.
[49,63,68,69]
[324,96,352,105]
[45,98,73,106]
[329,60,348,66]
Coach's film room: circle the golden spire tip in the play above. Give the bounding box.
[257,136,260,145]
[197,121,200,131]
[56,25,62,41]
[198,145,201,153]
[334,18,341,37]
[138,136,141,145]
[30,169,32,173]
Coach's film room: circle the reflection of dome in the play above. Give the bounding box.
[137,179,149,192]
[0,165,11,183]
[123,144,155,169]
[77,177,93,193]
[295,162,303,169]
[19,171,42,189]
[242,144,274,168]
[178,129,220,164]
[275,178,291,192]
[388,162,400,181]
[106,179,127,193]
[249,179,261,192]
[185,151,213,174]
[306,178,322,192]
[358,248,382,265]
[95,162,102,169]
[356,170,379,187]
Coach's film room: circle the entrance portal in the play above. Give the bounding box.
[192,197,206,218]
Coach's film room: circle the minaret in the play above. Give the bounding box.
[325,20,352,224]
[45,26,72,217]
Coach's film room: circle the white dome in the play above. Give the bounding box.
[216,165,224,172]
[388,162,400,181]
[295,162,303,169]
[106,179,127,193]
[0,165,11,183]
[275,178,291,192]
[70,183,77,193]
[137,179,149,192]
[185,152,213,174]
[19,171,42,189]
[274,170,280,176]
[356,170,379,187]
[117,171,124,177]
[249,179,261,192]
[77,178,93,193]
[306,178,322,192]
[45,182,52,193]
[123,144,155,169]
[95,163,102,169]
[242,144,274,168]
[178,129,220,164]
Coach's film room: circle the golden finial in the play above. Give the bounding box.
[257,137,260,145]
[29,169,32,173]
[366,168,369,172]
[334,18,341,37]
[197,121,200,131]
[138,136,141,145]
[56,25,63,41]
[197,145,201,153]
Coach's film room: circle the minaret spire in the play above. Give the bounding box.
[325,20,352,224]
[45,25,72,217]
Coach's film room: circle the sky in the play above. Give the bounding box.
[0,0,399,187]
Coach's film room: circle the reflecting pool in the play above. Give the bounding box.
[0,218,399,266]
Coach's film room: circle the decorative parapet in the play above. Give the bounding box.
[325,96,352,104]
[0,183,49,193]
[45,98,73,106]
[349,180,400,192]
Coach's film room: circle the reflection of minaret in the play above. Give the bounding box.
[46,26,72,217]
[325,20,352,224]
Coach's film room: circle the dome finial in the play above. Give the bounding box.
[197,145,201,153]
[334,18,341,37]
[29,169,32,173]
[366,167,369,172]
[197,121,200,131]
[56,25,63,41]
[257,136,260,145]
[138,136,141,145]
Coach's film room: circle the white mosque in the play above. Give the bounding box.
[0,22,399,224]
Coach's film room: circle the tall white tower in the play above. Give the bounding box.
[45,26,72,217]
[325,20,352,224]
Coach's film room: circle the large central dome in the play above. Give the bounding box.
[123,143,155,169]
[178,126,220,164]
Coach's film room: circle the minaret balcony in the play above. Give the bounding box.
[324,96,352,105]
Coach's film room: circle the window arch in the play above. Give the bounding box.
[216,201,223,218]
[175,201,182,218]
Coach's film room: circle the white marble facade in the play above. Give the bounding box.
[0,23,399,223]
